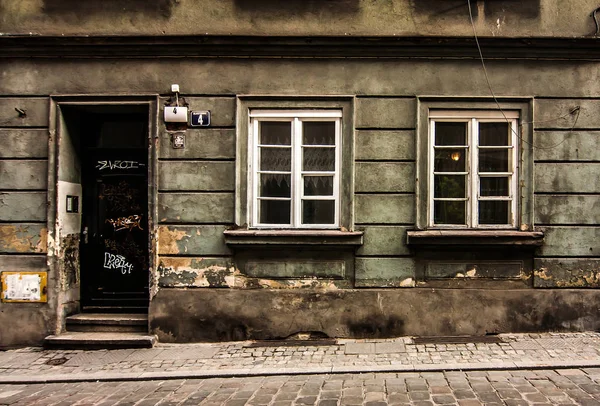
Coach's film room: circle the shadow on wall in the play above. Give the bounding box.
[234,0,359,15]
[43,0,177,18]
[411,0,540,19]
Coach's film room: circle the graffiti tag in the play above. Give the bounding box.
[100,181,141,212]
[105,214,144,232]
[104,252,133,274]
[96,160,145,171]
[105,239,147,271]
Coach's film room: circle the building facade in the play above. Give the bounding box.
[1,0,600,347]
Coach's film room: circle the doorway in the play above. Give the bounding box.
[60,104,151,312]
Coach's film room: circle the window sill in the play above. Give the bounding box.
[406,230,544,246]
[224,229,364,247]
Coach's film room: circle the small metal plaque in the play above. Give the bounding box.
[171,132,186,149]
[190,110,211,127]
[1,272,48,303]
[66,195,79,213]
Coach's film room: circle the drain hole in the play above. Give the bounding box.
[46,357,68,366]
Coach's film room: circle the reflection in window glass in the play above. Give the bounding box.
[434,201,466,225]
[480,177,509,197]
[479,122,510,146]
[479,150,509,172]
[435,122,467,146]
[302,200,335,224]
[259,200,291,224]
[434,175,466,199]
[479,201,510,225]
[434,149,467,172]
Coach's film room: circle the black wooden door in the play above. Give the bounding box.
[81,148,149,311]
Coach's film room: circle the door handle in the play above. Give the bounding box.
[82,226,89,244]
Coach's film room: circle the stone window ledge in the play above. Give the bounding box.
[406,230,544,246]
[224,229,364,247]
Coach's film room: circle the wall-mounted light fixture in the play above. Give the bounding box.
[164,84,188,123]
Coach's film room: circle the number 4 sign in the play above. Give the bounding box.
[190,111,211,127]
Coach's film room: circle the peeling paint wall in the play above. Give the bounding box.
[1,0,600,344]
[0,98,54,348]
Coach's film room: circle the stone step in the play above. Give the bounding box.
[44,332,157,350]
[66,313,148,333]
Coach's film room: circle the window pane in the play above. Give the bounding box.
[479,201,510,224]
[259,121,291,145]
[260,200,291,224]
[303,147,335,171]
[435,122,467,145]
[304,176,334,196]
[480,122,510,146]
[302,200,335,224]
[479,149,509,172]
[434,201,466,225]
[303,122,335,145]
[260,174,291,198]
[260,147,291,171]
[480,177,509,197]
[434,148,466,172]
[434,175,466,198]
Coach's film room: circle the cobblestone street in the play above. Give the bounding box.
[2,333,600,382]
[3,332,600,404]
[3,369,600,405]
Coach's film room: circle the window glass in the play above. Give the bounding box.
[434,175,466,199]
[434,149,467,172]
[479,201,510,225]
[260,148,291,171]
[259,200,290,224]
[302,200,335,224]
[479,122,509,146]
[303,122,335,145]
[304,176,334,196]
[260,122,291,145]
[259,174,291,198]
[252,112,340,228]
[303,148,336,172]
[435,122,467,145]
[479,150,509,172]
[434,201,466,225]
[430,112,517,228]
[480,177,509,197]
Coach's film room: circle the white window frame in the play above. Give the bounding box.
[428,110,519,229]
[248,109,342,229]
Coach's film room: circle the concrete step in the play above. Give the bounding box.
[66,313,147,333]
[44,332,157,350]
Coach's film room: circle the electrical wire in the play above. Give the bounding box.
[466,0,581,150]
[592,6,600,37]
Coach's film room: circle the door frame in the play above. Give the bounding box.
[48,95,159,332]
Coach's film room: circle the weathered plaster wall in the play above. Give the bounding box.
[150,289,600,342]
[0,98,54,348]
[2,59,600,98]
[0,0,598,37]
[533,99,600,287]
[1,52,600,342]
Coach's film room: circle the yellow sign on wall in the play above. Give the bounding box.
[1,272,47,303]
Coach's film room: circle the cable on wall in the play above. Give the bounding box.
[466,0,581,150]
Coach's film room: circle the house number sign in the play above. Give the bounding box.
[190,111,211,127]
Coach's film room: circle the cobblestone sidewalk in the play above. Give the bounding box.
[1,332,600,384]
